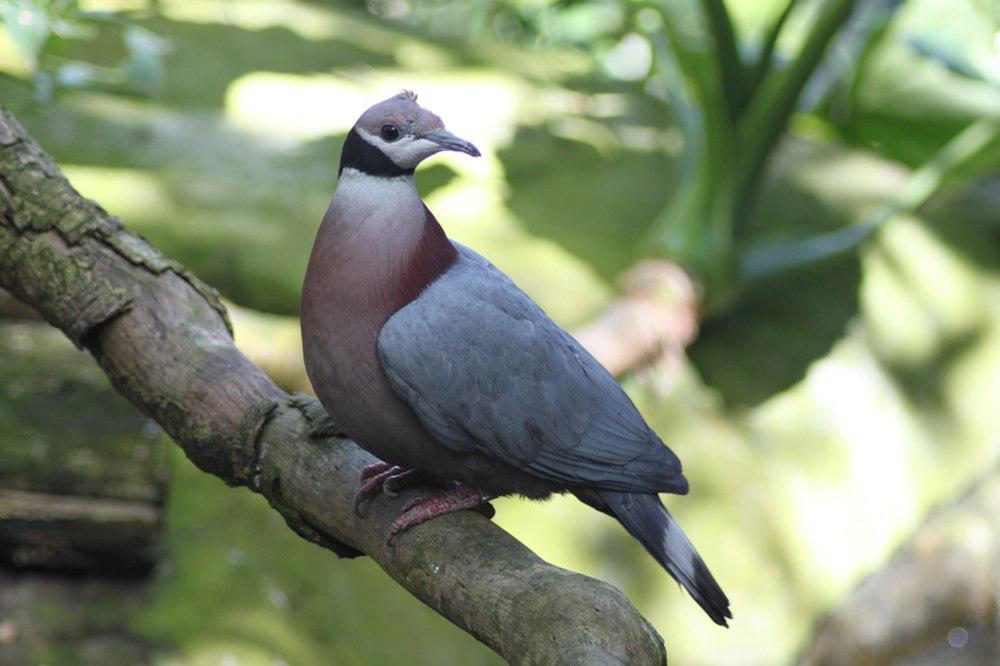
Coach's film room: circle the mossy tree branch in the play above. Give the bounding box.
[0,107,667,665]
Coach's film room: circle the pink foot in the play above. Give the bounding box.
[388,484,494,544]
[354,462,433,516]
[360,461,394,480]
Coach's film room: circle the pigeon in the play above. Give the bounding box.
[300,91,731,625]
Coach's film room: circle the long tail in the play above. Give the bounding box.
[599,490,732,626]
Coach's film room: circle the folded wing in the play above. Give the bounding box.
[378,245,688,494]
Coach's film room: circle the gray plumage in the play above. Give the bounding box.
[301,91,731,626]
[379,244,688,495]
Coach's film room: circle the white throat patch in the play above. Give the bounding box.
[333,168,419,217]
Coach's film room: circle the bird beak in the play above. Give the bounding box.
[424,129,481,157]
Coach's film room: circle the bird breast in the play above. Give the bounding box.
[299,173,457,462]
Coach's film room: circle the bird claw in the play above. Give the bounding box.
[352,463,492,541]
[382,469,429,497]
[353,463,401,517]
[359,461,394,481]
[387,485,494,546]
[352,463,431,516]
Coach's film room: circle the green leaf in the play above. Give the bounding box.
[121,25,170,95]
[646,2,738,296]
[748,0,799,93]
[736,0,857,207]
[739,117,999,282]
[909,36,996,84]
[699,0,748,116]
[0,0,51,67]
[805,0,904,114]
[690,249,861,406]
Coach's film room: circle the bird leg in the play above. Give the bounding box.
[353,463,435,516]
[388,484,494,544]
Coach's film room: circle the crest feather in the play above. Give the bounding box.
[397,89,418,102]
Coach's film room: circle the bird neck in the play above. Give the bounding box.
[311,169,457,315]
[332,168,420,218]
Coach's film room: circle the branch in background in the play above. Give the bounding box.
[0,319,169,574]
[574,260,699,378]
[800,467,1000,665]
[0,571,158,662]
[0,107,667,665]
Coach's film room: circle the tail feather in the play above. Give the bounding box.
[600,490,732,626]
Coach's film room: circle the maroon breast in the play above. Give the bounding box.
[300,201,457,466]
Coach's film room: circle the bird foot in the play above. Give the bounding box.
[353,462,432,516]
[387,484,494,545]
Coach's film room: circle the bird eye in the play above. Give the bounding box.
[380,124,400,142]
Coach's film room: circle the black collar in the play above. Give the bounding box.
[338,127,414,178]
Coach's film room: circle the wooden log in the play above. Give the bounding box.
[0,321,169,574]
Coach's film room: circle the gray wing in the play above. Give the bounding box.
[377,245,687,494]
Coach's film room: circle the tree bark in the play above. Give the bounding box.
[0,107,667,664]
[0,286,37,319]
[799,468,1000,665]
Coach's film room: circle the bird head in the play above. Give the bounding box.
[340,90,480,177]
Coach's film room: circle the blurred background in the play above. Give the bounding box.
[0,0,998,664]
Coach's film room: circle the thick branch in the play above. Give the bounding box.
[800,468,1000,665]
[0,107,666,664]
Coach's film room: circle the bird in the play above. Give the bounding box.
[300,90,732,626]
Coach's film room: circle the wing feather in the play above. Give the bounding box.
[377,245,688,494]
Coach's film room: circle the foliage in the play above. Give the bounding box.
[371,0,999,308]
[0,0,169,100]
[644,0,998,304]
